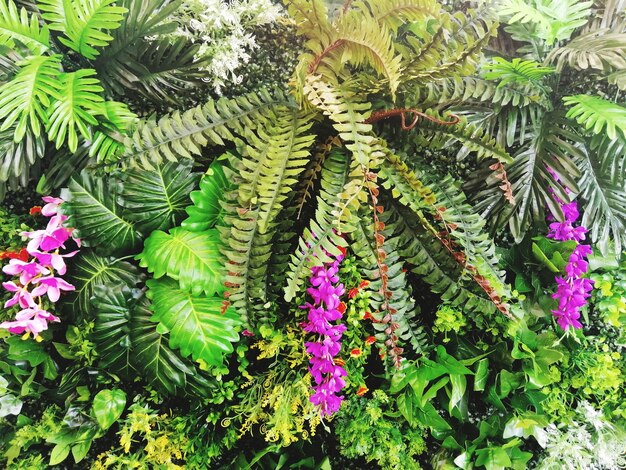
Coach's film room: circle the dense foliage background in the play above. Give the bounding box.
[1,0,625,468]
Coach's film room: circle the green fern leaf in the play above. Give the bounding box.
[285,149,350,301]
[563,95,626,140]
[120,89,285,169]
[146,277,241,368]
[118,160,199,235]
[137,227,225,297]
[0,0,50,54]
[182,159,233,232]
[38,0,127,59]
[482,57,554,87]
[46,69,105,152]
[244,106,316,233]
[60,171,140,255]
[356,0,441,32]
[0,124,45,185]
[0,54,61,141]
[90,100,138,163]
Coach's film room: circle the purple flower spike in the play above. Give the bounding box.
[300,249,347,417]
[546,170,594,330]
[31,275,75,303]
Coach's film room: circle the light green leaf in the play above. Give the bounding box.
[146,278,241,368]
[138,227,226,296]
[92,389,126,430]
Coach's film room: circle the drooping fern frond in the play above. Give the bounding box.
[89,99,137,163]
[0,0,50,55]
[0,124,44,188]
[563,95,626,140]
[46,69,104,152]
[284,149,350,302]
[119,89,286,169]
[284,0,332,43]
[0,54,60,141]
[388,201,497,316]
[38,0,127,59]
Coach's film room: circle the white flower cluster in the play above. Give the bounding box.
[172,0,282,94]
[537,401,626,470]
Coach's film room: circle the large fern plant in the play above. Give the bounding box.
[54,0,523,390]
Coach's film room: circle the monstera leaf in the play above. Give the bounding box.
[90,282,214,396]
[137,227,225,296]
[146,278,241,368]
[61,171,141,255]
[181,160,232,232]
[119,160,199,235]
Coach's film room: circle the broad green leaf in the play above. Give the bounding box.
[182,160,233,232]
[61,171,140,256]
[138,227,226,296]
[0,394,22,417]
[92,389,126,430]
[66,250,142,318]
[131,296,215,397]
[146,278,241,368]
[119,160,199,235]
[474,358,489,391]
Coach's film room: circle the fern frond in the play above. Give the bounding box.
[0,124,44,185]
[240,106,316,233]
[284,149,350,302]
[119,89,285,169]
[0,0,50,54]
[546,30,626,75]
[38,0,127,59]
[563,95,626,140]
[388,201,497,315]
[90,100,137,163]
[0,54,60,141]
[482,57,554,87]
[349,210,427,355]
[410,111,514,164]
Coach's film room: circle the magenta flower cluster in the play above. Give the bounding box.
[301,250,347,417]
[547,187,593,330]
[0,197,80,340]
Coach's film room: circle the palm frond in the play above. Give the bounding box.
[0,0,50,54]
[563,95,626,140]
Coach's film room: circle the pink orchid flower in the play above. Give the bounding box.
[31,250,79,276]
[3,281,38,309]
[31,275,75,302]
[41,196,64,217]
[2,259,50,285]
[23,214,71,252]
[0,307,60,337]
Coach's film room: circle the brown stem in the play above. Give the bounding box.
[308,40,345,74]
[364,108,460,130]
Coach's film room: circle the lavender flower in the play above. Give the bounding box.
[545,176,594,330]
[301,252,347,417]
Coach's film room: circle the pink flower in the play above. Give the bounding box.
[23,215,71,252]
[31,250,78,275]
[2,259,50,285]
[3,281,38,309]
[41,196,64,217]
[31,275,75,302]
[0,307,59,337]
